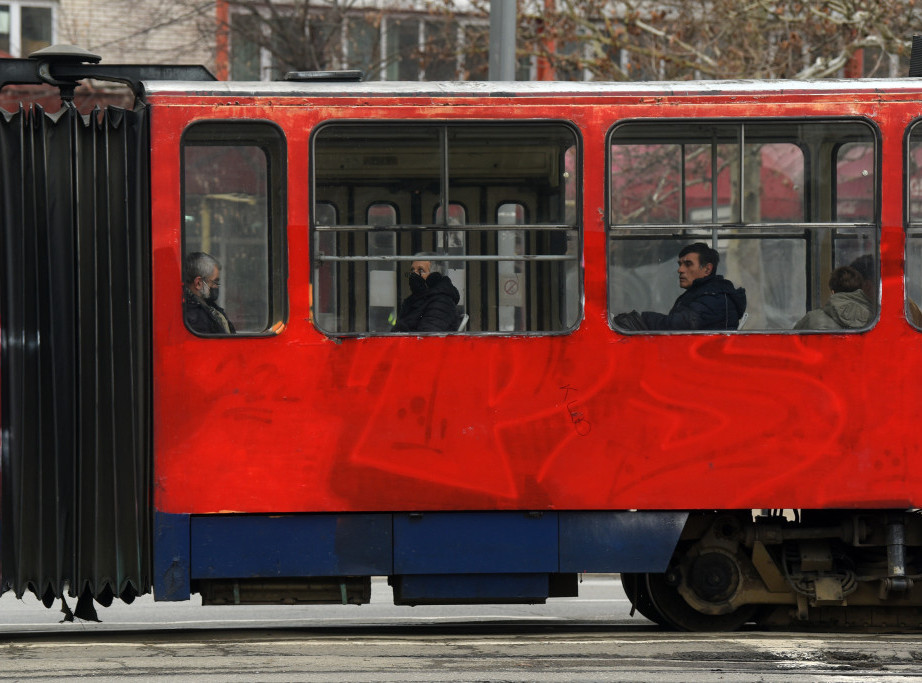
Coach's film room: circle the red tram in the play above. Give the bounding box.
[3,45,922,630]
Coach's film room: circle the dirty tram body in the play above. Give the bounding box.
[6,44,922,631]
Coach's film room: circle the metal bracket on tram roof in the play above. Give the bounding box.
[283,70,364,82]
[0,43,216,101]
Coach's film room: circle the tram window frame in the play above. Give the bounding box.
[180,120,288,337]
[310,120,582,337]
[607,118,880,335]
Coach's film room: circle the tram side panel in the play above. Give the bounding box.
[148,92,918,605]
[153,98,915,515]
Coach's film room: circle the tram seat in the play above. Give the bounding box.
[458,313,470,331]
[738,311,749,330]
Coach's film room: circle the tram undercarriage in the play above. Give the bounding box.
[624,510,922,630]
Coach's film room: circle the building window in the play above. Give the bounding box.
[228,8,494,83]
[385,16,421,81]
[345,15,380,76]
[312,122,581,335]
[181,122,287,336]
[230,12,262,80]
[0,1,54,57]
[609,120,878,333]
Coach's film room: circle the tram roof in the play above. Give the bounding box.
[142,77,922,100]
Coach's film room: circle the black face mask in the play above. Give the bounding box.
[204,285,219,305]
[409,272,427,295]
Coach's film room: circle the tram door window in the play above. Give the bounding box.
[608,120,878,332]
[181,122,287,335]
[904,122,922,326]
[313,202,339,331]
[367,203,399,332]
[434,202,468,318]
[311,122,581,335]
[497,203,525,331]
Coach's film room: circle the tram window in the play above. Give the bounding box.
[311,122,581,336]
[181,121,287,336]
[837,142,874,223]
[905,122,922,327]
[608,120,878,333]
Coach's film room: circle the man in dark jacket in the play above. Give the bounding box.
[641,242,746,331]
[183,251,236,334]
[392,258,461,332]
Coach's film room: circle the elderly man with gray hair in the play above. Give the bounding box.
[392,253,461,332]
[182,251,236,334]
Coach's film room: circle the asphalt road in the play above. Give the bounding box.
[0,575,631,633]
[1,576,922,682]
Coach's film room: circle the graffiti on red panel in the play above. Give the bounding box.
[339,339,611,504]
[156,324,901,514]
[560,384,592,436]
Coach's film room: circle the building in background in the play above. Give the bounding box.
[0,0,54,57]
[0,1,909,83]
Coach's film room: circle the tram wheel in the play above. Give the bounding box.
[620,573,668,626]
[644,572,757,632]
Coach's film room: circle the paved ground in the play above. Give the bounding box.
[2,576,922,681]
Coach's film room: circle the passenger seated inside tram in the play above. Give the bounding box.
[793,265,871,331]
[620,242,747,331]
[182,251,236,334]
[391,254,461,332]
[848,254,877,308]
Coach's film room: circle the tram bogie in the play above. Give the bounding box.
[623,511,922,630]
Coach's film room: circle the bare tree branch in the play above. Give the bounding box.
[171,0,918,82]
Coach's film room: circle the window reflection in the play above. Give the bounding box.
[182,123,287,336]
[609,120,878,333]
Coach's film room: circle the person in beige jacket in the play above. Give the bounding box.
[794,265,871,331]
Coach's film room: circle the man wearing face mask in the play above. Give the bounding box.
[182,251,236,334]
[392,255,461,332]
